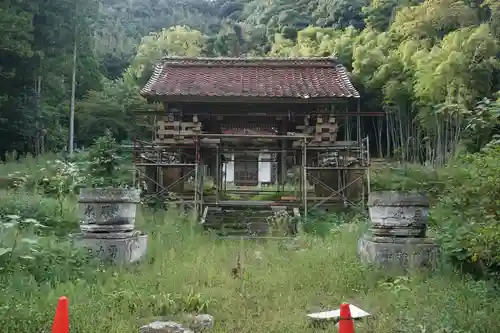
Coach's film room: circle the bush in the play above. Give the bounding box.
[87,130,126,188]
[431,143,500,276]
[369,163,443,195]
[36,159,88,199]
[0,191,79,235]
[0,152,63,191]
[23,236,98,285]
[0,215,95,285]
[302,209,358,237]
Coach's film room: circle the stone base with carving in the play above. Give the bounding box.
[358,235,439,269]
[73,232,148,265]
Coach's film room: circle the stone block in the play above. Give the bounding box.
[367,191,429,238]
[183,314,214,332]
[140,321,193,333]
[358,235,439,269]
[78,188,140,233]
[73,232,148,265]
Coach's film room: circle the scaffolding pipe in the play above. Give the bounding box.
[194,137,200,218]
[366,135,371,195]
[215,144,220,205]
[135,163,196,167]
[357,99,362,144]
[302,139,308,223]
[161,133,314,139]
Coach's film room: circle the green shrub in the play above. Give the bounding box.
[0,152,62,191]
[302,209,361,237]
[0,215,45,276]
[431,143,500,276]
[87,130,126,188]
[23,236,98,285]
[36,159,88,198]
[370,163,443,195]
[0,215,95,285]
[0,191,78,235]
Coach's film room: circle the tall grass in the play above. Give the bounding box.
[1,202,499,333]
[0,155,499,333]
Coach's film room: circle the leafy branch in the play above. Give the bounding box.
[87,129,125,188]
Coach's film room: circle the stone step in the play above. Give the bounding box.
[202,206,283,237]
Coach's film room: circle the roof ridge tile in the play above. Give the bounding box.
[140,57,360,100]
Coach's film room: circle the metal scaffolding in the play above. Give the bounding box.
[302,136,370,223]
[132,138,203,216]
[131,101,375,226]
[161,133,371,222]
[131,130,370,223]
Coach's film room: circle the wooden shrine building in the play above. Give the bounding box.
[135,57,376,226]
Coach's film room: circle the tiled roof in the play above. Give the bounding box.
[140,57,360,100]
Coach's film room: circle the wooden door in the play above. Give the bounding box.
[234,154,258,186]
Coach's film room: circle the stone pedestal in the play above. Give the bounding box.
[358,191,440,269]
[79,188,140,233]
[73,232,148,265]
[76,188,148,265]
[358,235,439,269]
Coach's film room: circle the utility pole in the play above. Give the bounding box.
[68,30,77,156]
[35,75,42,155]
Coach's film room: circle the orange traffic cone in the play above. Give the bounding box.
[338,303,355,333]
[52,296,69,333]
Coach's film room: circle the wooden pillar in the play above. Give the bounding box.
[279,117,287,192]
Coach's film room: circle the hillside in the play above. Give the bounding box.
[0,2,500,332]
[0,0,498,154]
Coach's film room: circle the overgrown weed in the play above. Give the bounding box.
[0,205,499,333]
[0,152,499,333]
